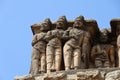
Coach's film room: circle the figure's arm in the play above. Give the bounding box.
[85,32,91,41]
[117,35,120,48]
[34,33,46,41]
[62,30,70,40]
[31,35,37,46]
[82,32,91,52]
[44,31,54,42]
[69,30,79,39]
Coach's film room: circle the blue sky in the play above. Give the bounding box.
[0,0,120,80]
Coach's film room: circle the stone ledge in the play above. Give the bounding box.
[15,68,120,80]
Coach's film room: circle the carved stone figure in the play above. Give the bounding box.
[30,19,51,75]
[117,36,120,67]
[91,44,115,68]
[91,29,115,68]
[45,16,67,73]
[63,16,91,70]
[28,16,119,75]
[116,24,120,67]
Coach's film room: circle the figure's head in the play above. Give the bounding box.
[44,18,52,27]
[100,28,109,42]
[39,18,52,31]
[56,16,67,29]
[73,16,85,28]
[39,22,50,31]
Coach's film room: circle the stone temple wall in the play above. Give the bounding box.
[14,16,120,80]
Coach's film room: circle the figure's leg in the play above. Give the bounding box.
[95,60,102,68]
[82,37,90,68]
[40,51,46,73]
[46,45,54,73]
[73,48,81,70]
[109,46,115,67]
[71,55,74,69]
[104,60,110,68]
[90,46,96,68]
[55,46,62,71]
[118,48,120,67]
[63,44,72,70]
[30,48,40,75]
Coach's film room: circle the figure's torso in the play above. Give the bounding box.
[47,29,64,46]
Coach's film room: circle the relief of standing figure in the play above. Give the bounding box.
[116,23,120,67]
[63,16,91,70]
[91,29,115,68]
[45,16,68,73]
[30,19,51,75]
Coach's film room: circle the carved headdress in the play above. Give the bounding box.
[39,18,52,31]
[73,15,85,28]
[44,18,52,28]
[75,16,85,22]
[56,16,68,29]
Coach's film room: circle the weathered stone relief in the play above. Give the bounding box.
[15,16,120,80]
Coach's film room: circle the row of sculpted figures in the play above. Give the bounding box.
[29,15,120,75]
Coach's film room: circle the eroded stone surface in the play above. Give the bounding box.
[15,68,120,80]
[14,74,35,80]
[105,70,120,80]
[77,70,103,80]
